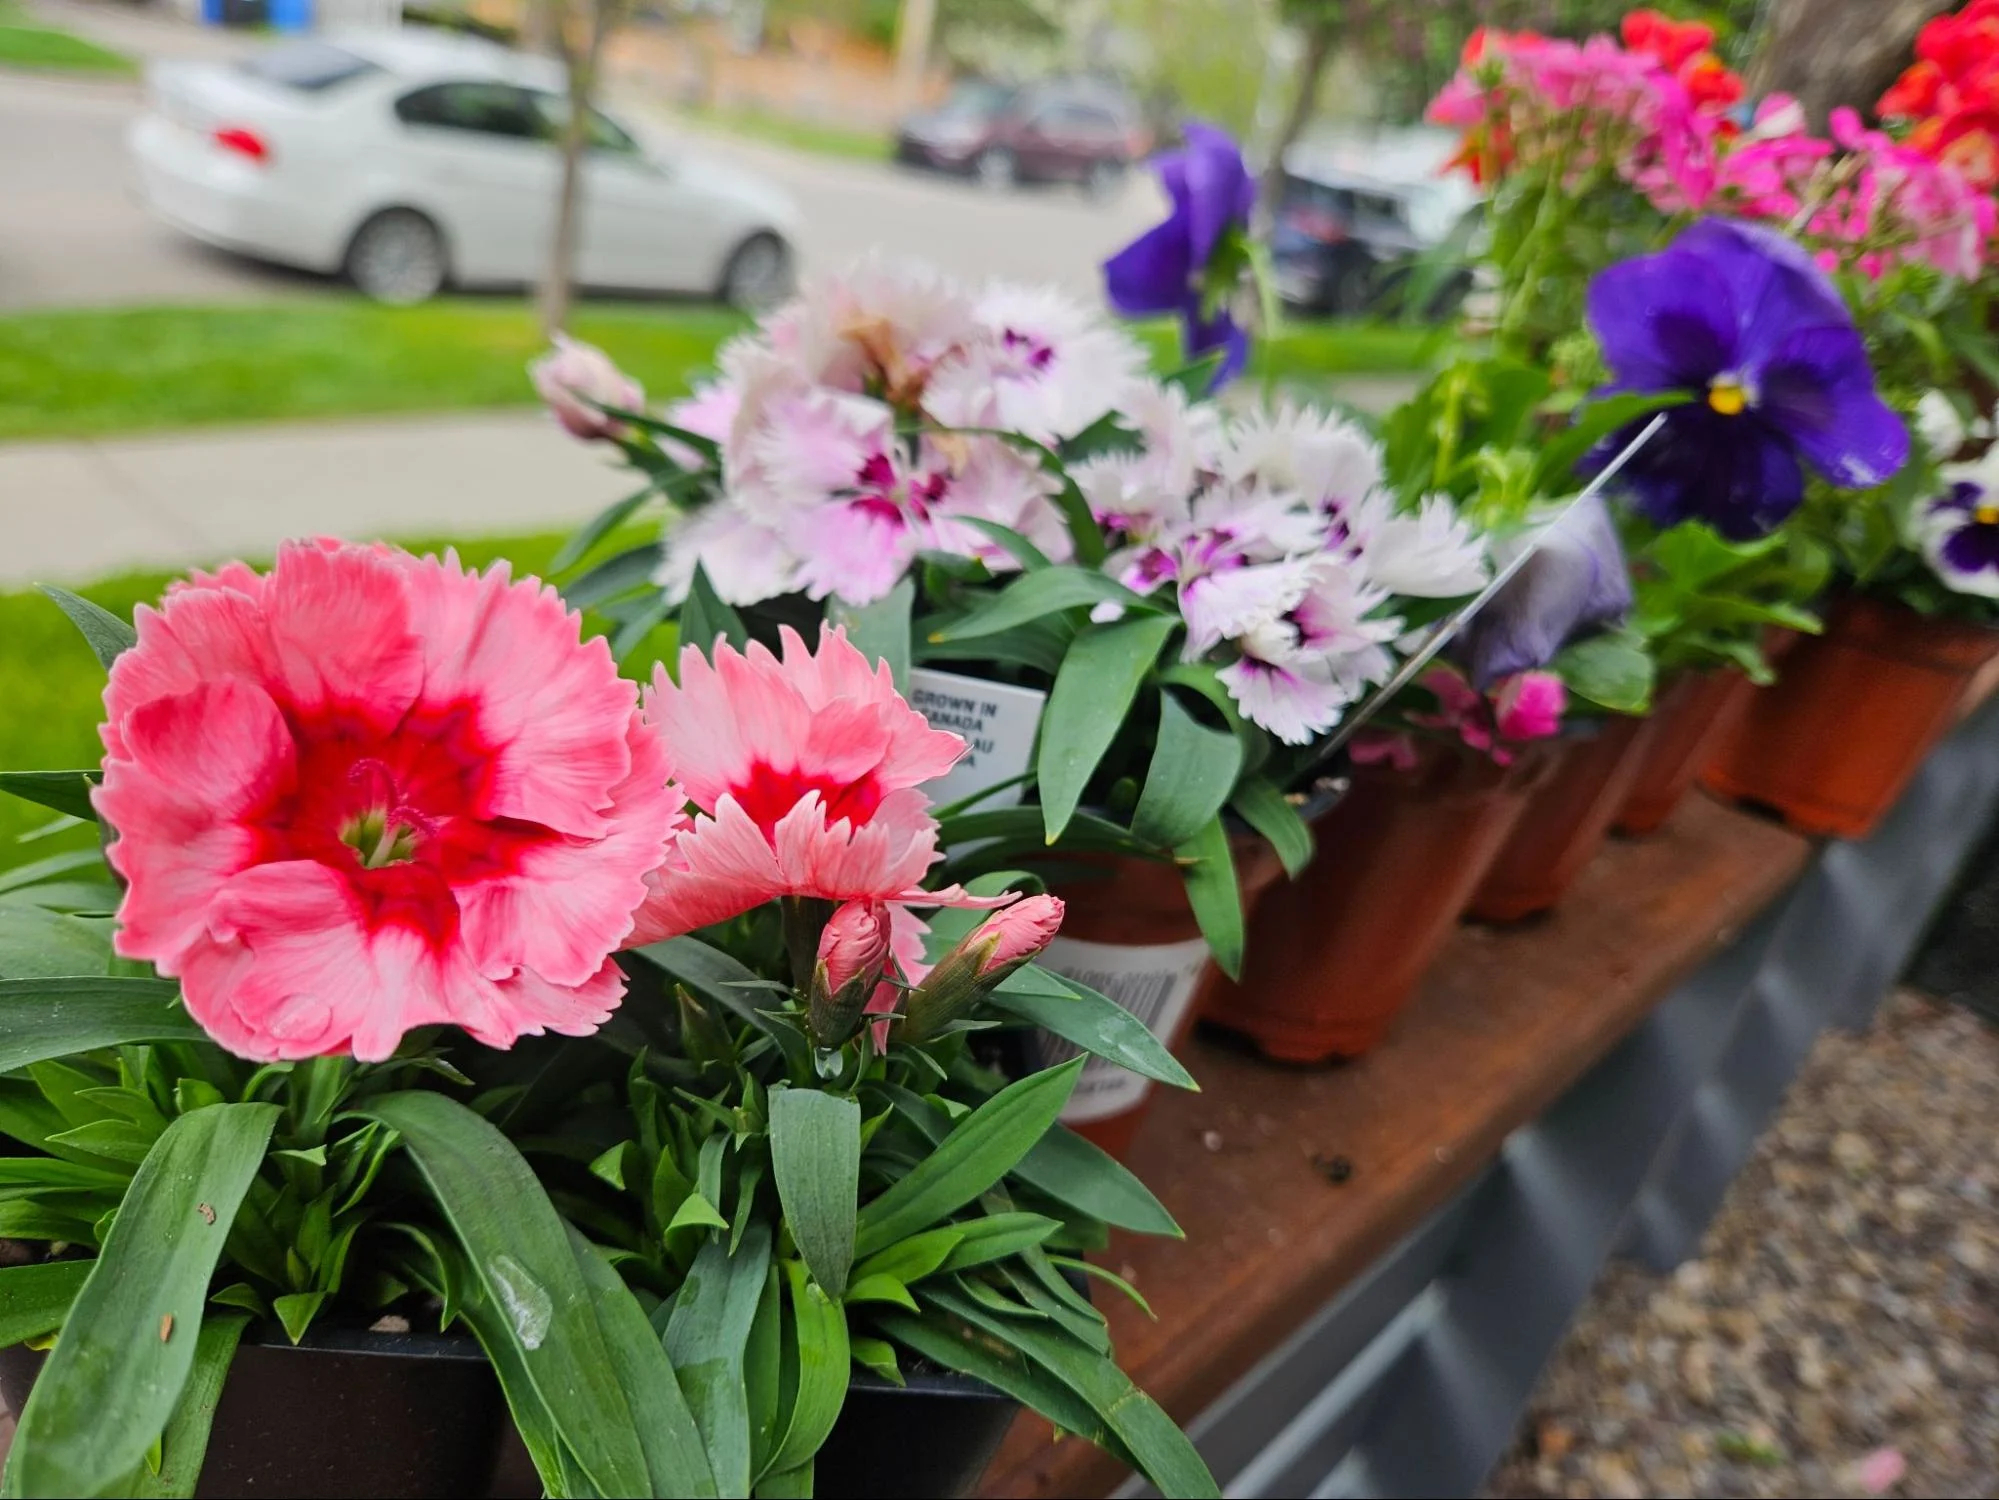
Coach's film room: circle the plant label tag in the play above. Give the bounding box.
[908,667,1046,811]
[1033,935,1212,1124]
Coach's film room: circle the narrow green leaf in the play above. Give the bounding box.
[0,1260,90,1349]
[356,1093,650,1500]
[849,1227,963,1289]
[0,851,108,896]
[130,1311,247,1500]
[272,1292,324,1346]
[989,968,1197,1090]
[552,486,657,574]
[755,1461,814,1499]
[0,773,100,824]
[0,906,112,981]
[935,1213,1063,1274]
[561,543,662,610]
[853,1059,1083,1261]
[769,1088,860,1297]
[680,563,750,661]
[665,1227,773,1499]
[37,587,135,671]
[954,516,1053,572]
[6,1103,278,1499]
[745,1261,783,1482]
[828,576,915,694]
[635,937,783,1039]
[1229,778,1315,879]
[767,1260,850,1478]
[921,1286,1218,1499]
[1015,1127,1181,1238]
[567,1227,718,1500]
[668,1192,730,1234]
[849,1336,903,1386]
[1131,692,1243,850]
[929,566,1152,643]
[1175,814,1244,980]
[842,1273,919,1311]
[1049,1255,1156,1318]
[456,1285,576,1500]
[1039,615,1177,843]
[0,978,203,1074]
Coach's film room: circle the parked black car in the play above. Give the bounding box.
[1271,164,1480,319]
[894,77,1152,196]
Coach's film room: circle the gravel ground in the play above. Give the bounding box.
[1486,990,1999,1500]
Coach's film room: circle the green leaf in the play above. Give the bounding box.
[0,773,101,824]
[355,1092,651,1500]
[955,516,1054,572]
[1131,692,1243,849]
[928,566,1152,643]
[1038,615,1178,843]
[552,486,657,574]
[922,1285,1218,1498]
[755,1461,814,1499]
[37,587,136,671]
[935,1212,1063,1274]
[769,1088,860,1297]
[272,1291,324,1346]
[766,1259,851,1478]
[990,968,1197,1090]
[561,543,662,610]
[667,1192,730,1234]
[842,1273,919,1311]
[1175,814,1244,980]
[915,614,1076,676]
[664,1227,774,1499]
[0,978,205,1073]
[828,577,915,694]
[0,1260,91,1349]
[1049,1255,1156,1318]
[1229,777,1315,879]
[680,563,750,662]
[636,937,784,1040]
[849,1336,903,1386]
[0,907,112,981]
[745,1261,783,1480]
[1014,1126,1181,1238]
[1554,631,1655,716]
[6,1103,278,1499]
[0,851,109,896]
[566,1227,718,1500]
[849,1227,963,1289]
[854,1059,1083,1261]
[129,1311,247,1500]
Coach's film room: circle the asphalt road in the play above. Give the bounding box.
[0,62,1164,313]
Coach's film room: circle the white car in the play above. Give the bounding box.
[128,31,799,306]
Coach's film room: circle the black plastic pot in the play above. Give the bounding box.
[0,1326,507,1498]
[486,1368,1018,1500]
[2,1326,1016,1499]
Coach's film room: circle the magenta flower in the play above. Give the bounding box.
[1102,122,1256,386]
[1586,218,1909,539]
[95,541,679,1061]
[627,625,1006,944]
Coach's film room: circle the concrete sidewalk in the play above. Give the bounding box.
[1,410,637,587]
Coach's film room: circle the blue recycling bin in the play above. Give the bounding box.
[268,0,313,32]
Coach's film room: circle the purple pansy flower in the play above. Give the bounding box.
[1585,218,1909,540]
[1102,122,1256,387]
[1919,459,1999,598]
[1461,493,1634,688]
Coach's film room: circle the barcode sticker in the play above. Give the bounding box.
[1034,934,1213,1123]
[909,667,1046,811]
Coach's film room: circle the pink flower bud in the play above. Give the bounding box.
[529,335,644,442]
[901,895,1065,1044]
[970,894,1065,975]
[1492,670,1567,742]
[807,900,891,1049]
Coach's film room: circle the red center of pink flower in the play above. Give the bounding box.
[730,759,885,839]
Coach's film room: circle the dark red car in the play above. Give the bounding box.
[893,78,1152,197]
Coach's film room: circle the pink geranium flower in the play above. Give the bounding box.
[95,540,679,1062]
[628,624,1004,943]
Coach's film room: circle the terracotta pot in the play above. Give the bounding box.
[1201,741,1556,1063]
[1613,669,1757,837]
[1033,828,1291,1160]
[1702,594,1999,839]
[1467,713,1651,923]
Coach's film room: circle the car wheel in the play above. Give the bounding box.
[719,232,793,313]
[345,209,447,305]
[1083,160,1125,201]
[975,147,1016,191]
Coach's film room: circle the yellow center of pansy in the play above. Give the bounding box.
[1977,501,1999,526]
[1707,375,1750,417]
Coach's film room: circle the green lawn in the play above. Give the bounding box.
[0,301,749,441]
[0,0,133,74]
[689,107,893,163]
[0,300,1431,441]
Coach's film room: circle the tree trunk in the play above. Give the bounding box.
[538,2,617,337]
[1258,18,1337,224]
[1747,0,1956,128]
[894,0,940,107]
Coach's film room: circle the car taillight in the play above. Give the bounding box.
[212,126,270,165]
